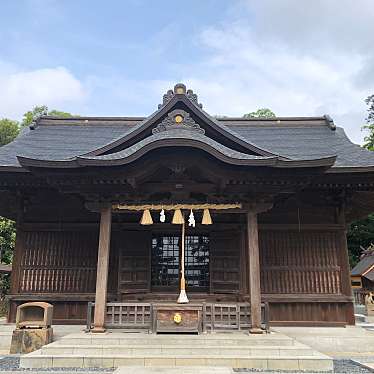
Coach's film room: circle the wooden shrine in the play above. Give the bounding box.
[1,83,374,331]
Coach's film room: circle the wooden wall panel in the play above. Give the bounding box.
[259,230,341,295]
[18,230,98,294]
[268,302,353,326]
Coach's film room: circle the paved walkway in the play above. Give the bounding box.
[274,325,374,358]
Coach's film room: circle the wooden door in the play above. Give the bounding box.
[210,229,242,294]
[117,230,151,295]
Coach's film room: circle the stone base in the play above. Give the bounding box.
[10,327,53,354]
[249,327,264,334]
[367,305,374,316]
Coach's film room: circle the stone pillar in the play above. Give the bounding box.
[92,205,112,333]
[247,210,262,333]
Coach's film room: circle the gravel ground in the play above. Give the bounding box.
[0,356,373,373]
[0,356,114,372]
[234,358,374,373]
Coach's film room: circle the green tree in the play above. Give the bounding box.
[0,218,15,266]
[243,108,276,118]
[21,105,48,127]
[21,105,73,127]
[0,218,16,299]
[0,119,20,146]
[363,94,374,150]
[347,95,374,267]
[347,214,374,267]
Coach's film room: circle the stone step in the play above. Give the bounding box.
[55,334,295,347]
[40,343,317,357]
[20,353,333,371]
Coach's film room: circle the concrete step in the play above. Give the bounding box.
[40,343,317,356]
[354,304,366,315]
[20,331,333,371]
[355,313,367,323]
[20,353,333,371]
[114,368,233,374]
[54,333,295,347]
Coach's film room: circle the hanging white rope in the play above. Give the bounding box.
[113,203,242,211]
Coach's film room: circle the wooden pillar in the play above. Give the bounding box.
[336,205,355,325]
[247,210,263,334]
[92,205,112,333]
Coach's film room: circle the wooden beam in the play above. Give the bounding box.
[92,205,112,333]
[247,211,263,334]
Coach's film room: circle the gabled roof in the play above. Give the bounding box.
[364,269,374,282]
[351,256,374,276]
[17,128,335,168]
[0,83,373,172]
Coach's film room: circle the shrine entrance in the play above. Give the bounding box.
[151,233,210,292]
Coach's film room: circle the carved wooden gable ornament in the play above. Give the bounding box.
[152,109,205,135]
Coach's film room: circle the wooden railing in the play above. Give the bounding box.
[86,302,269,333]
[353,289,370,305]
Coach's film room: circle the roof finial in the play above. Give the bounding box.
[324,114,336,131]
[158,83,203,109]
[174,83,186,94]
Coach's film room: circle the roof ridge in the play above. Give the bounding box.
[38,116,146,121]
[218,116,328,121]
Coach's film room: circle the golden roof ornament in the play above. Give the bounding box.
[158,83,203,109]
[152,109,205,134]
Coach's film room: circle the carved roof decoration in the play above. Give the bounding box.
[158,83,202,109]
[152,110,205,135]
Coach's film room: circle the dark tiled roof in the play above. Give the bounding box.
[351,256,374,276]
[0,115,374,170]
[364,268,374,282]
[224,123,374,168]
[81,129,272,162]
[0,121,138,167]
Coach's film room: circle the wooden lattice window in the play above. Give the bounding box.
[151,234,210,290]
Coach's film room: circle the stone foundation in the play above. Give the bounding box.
[10,327,53,354]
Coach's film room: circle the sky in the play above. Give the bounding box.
[0,0,373,144]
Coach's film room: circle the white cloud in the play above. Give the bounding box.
[177,1,374,145]
[0,64,86,120]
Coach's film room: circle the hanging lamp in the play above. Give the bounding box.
[201,208,213,225]
[140,209,153,225]
[172,209,184,224]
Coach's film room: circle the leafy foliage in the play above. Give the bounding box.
[347,95,374,267]
[363,94,374,150]
[347,214,374,267]
[0,218,15,265]
[0,217,16,298]
[21,105,48,127]
[21,105,73,127]
[243,108,276,118]
[0,119,20,146]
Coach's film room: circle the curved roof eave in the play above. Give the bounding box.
[17,156,81,169]
[79,94,284,159]
[16,133,336,169]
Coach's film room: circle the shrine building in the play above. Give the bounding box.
[1,83,374,332]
